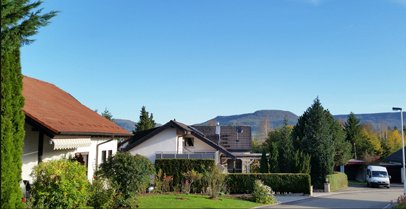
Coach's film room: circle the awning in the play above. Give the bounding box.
[51,136,91,150]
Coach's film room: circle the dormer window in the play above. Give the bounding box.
[184,138,194,147]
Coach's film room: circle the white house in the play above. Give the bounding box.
[119,120,236,165]
[22,76,132,183]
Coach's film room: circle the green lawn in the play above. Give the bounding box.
[137,193,265,209]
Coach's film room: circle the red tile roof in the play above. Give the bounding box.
[23,76,131,137]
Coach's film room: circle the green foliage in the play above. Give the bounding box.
[2,1,56,207]
[97,152,154,197]
[101,108,113,121]
[88,177,117,209]
[155,159,215,191]
[259,150,269,173]
[252,180,276,204]
[203,166,226,199]
[292,150,311,174]
[225,173,311,194]
[30,159,90,209]
[153,169,173,193]
[326,172,348,192]
[268,141,279,173]
[182,170,203,194]
[327,113,352,166]
[134,106,156,133]
[1,48,25,209]
[292,98,335,189]
[1,0,57,54]
[345,112,362,159]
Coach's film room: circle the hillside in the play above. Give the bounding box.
[113,119,135,133]
[197,110,405,140]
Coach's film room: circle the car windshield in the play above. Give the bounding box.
[372,171,388,177]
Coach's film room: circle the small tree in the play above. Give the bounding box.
[182,170,203,194]
[134,106,156,133]
[268,141,279,173]
[97,153,154,198]
[30,159,89,209]
[101,108,113,121]
[203,166,225,199]
[259,150,269,173]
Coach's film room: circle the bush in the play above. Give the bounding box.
[88,177,116,209]
[153,169,173,193]
[182,170,203,194]
[97,152,154,197]
[252,180,276,204]
[155,159,215,191]
[203,166,226,199]
[327,172,348,192]
[395,195,406,209]
[225,173,311,194]
[30,159,89,209]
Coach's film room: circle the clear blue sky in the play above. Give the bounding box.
[21,0,406,125]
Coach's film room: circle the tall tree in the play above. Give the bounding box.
[326,113,352,167]
[268,141,279,173]
[1,1,56,208]
[265,118,292,172]
[344,112,363,159]
[101,108,113,121]
[134,106,156,133]
[292,98,335,188]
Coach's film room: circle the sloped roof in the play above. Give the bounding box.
[120,120,235,158]
[23,76,131,137]
[385,147,406,163]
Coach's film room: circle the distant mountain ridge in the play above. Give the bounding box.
[113,119,162,133]
[197,110,405,140]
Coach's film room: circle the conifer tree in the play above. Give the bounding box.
[268,141,279,173]
[134,106,156,133]
[292,98,335,188]
[344,112,362,159]
[1,1,56,208]
[101,108,113,121]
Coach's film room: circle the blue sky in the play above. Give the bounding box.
[21,0,406,125]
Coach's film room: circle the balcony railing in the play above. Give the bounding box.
[155,152,218,161]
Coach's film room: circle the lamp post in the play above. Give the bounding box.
[393,107,405,196]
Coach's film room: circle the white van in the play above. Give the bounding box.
[366,165,390,188]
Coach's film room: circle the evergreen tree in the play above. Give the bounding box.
[134,106,156,133]
[1,2,56,208]
[259,150,269,173]
[344,112,362,159]
[268,141,279,173]
[292,150,311,174]
[292,98,335,188]
[326,113,352,166]
[101,108,113,121]
[277,119,293,172]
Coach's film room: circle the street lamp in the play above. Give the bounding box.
[393,107,405,196]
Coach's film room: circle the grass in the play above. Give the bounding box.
[137,193,266,208]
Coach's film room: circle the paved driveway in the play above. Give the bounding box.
[258,184,402,209]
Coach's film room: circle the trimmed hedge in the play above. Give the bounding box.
[327,172,348,192]
[225,173,311,194]
[155,159,215,190]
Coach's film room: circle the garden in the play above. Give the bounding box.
[24,153,315,209]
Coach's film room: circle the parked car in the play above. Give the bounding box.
[366,165,390,188]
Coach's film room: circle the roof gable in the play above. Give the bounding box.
[23,76,131,137]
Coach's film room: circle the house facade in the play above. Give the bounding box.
[22,76,131,183]
[119,120,235,166]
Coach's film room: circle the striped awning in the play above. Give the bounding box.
[51,136,91,150]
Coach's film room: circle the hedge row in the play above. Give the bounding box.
[327,172,348,192]
[155,159,215,189]
[225,173,311,194]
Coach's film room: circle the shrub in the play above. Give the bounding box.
[225,173,311,194]
[203,166,226,199]
[326,172,348,192]
[30,159,89,209]
[97,152,154,197]
[182,170,203,194]
[395,195,406,209]
[155,159,215,191]
[153,169,173,193]
[252,180,276,204]
[88,177,116,209]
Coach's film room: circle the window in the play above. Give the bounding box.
[184,138,194,147]
[102,150,107,163]
[108,150,113,159]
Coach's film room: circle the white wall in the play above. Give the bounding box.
[129,128,177,162]
[22,124,39,182]
[22,123,119,182]
[185,137,216,153]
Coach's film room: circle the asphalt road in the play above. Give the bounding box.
[261,184,403,209]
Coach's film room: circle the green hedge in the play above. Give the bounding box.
[155,159,215,190]
[225,173,311,194]
[327,172,348,192]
